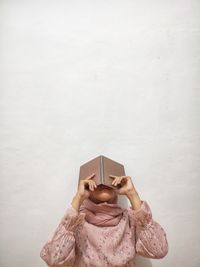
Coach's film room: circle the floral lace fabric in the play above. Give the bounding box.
[40,200,168,267]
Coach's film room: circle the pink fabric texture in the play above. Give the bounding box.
[40,200,169,267]
[79,198,124,226]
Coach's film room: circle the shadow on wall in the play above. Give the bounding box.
[135,255,153,267]
[118,196,153,267]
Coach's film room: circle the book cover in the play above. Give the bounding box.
[79,155,126,189]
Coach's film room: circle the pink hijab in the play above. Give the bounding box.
[79,195,124,227]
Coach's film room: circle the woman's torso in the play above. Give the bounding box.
[73,209,137,267]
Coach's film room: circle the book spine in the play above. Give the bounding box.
[100,156,104,184]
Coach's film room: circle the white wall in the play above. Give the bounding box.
[0,1,199,267]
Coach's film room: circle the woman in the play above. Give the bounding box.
[40,173,169,267]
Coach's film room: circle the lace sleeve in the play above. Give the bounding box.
[40,204,85,266]
[128,200,169,259]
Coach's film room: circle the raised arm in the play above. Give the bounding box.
[109,175,169,260]
[40,173,96,266]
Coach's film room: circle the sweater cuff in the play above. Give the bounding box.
[128,200,153,227]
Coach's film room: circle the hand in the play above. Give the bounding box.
[109,175,137,196]
[77,173,97,201]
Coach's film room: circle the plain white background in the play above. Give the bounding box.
[0,0,199,267]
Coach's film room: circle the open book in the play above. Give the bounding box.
[79,155,126,189]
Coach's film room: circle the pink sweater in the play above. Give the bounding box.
[40,200,168,267]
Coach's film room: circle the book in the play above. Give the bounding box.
[79,155,126,189]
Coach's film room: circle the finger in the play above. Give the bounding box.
[90,183,94,191]
[109,174,118,179]
[113,177,119,186]
[112,177,121,185]
[116,177,122,185]
[92,181,97,188]
[118,177,124,184]
[83,180,91,189]
[90,181,95,191]
[86,173,96,180]
[120,176,126,182]
[86,180,94,191]
[111,177,117,185]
